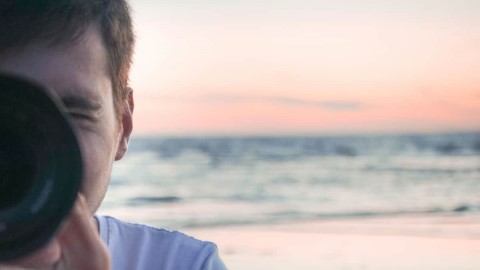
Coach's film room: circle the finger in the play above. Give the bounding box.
[1,235,61,269]
[0,265,27,270]
[56,194,110,270]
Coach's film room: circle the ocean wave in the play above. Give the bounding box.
[127,196,182,206]
[165,205,480,229]
[102,132,480,230]
[128,133,480,164]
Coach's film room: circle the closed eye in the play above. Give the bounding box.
[68,112,93,121]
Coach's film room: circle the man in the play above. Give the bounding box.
[0,1,226,269]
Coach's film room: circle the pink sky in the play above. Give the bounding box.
[128,0,480,136]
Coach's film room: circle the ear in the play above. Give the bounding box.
[115,88,134,161]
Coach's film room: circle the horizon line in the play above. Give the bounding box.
[131,129,480,139]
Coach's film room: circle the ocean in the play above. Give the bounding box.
[98,132,480,230]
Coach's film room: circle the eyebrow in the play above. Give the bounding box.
[61,96,102,112]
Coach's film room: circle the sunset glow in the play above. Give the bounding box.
[129,0,480,136]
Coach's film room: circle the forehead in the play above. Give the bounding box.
[0,24,111,102]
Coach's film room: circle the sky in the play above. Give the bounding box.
[128,0,480,136]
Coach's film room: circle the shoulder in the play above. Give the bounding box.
[96,215,227,270]
[96,215,207,251]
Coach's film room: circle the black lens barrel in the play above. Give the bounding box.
[0,74,83,261]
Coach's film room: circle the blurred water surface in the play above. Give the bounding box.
[98,132,480,230]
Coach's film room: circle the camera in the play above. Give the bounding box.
[0,74,83,261]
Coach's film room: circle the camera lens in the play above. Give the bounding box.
[0,74,82,261]
[0,130,36,210]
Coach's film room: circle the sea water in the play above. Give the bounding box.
[98,132,480,229]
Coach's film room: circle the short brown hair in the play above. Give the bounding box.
[0,0,135,116]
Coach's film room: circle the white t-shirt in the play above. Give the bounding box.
[96,216,227,270]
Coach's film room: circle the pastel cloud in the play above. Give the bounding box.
[265,98,363,111]
[151,94,364,111]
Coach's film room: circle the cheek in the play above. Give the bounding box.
[75,130,118,212]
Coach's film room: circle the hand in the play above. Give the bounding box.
[0,195,110,270]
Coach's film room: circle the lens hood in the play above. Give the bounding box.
[0,74,83,261]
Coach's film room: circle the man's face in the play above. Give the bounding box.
[0,24,132,214]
